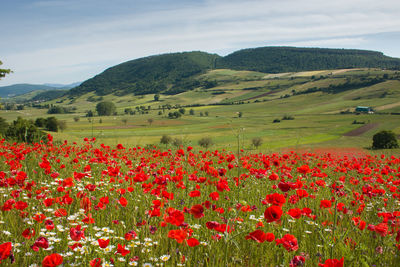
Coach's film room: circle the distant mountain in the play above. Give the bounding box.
[0,82,78,98]
[216,47,400,73]
[43,82,81,89]
[66,47,400,97]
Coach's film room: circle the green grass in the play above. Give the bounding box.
[2,68,400,152]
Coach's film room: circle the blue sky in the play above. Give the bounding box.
[2,0,400,86]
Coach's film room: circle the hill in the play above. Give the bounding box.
[216,47,400,73]
[67,47,400,97]
[69,51,220,96]
[0,84,59,98]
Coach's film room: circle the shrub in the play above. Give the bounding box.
[252,137,263,148]
[282,115,294,120]
[273,119,281,123]
[198,137,213,148]
[5,117,45,143]
[372,130,399,149]
[160,134,172,145]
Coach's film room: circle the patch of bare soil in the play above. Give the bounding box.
[343,123,379,136]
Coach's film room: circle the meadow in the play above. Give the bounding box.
[0,138,400,266]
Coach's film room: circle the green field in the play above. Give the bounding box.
[2,68,400,153]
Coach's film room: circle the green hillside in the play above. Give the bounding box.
[69,51,220,96]
[66,47,400,98]
[216,47,400,73]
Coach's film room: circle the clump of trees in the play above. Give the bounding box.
[3,117,46,143]
[372,130,399,149]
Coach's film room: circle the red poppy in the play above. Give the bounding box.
[22,228,35,239]
[54,208,67,217]
[98,239,110,248]
[276,234,298,252]
[189,190,201,197]
[265,193,286,206]
[70,225,85,241]
[290,256,305,267]
[119,197,128,207]
[320,200,332,209]
[45,219,54,230]
[165,208,185,226]
[264,206,283,223]
[287,208,302,219]
[209,192,219,201]
[14,201,28,210]
[42,253,63,267]
[0,242,12,263]
[245,230,269,243]
[116,244,130,256]
[125,230,137,241]
[31,237,49,251]
[168,229,188,243]
[187,238,200,247]
[318,257,344,267]
[90,258,102,267]
[190,204,204,218]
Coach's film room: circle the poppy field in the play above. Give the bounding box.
[0,136,400,266]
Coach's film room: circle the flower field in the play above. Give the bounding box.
[0,136,400,266]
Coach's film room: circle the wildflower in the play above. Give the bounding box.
[264,206,283,223]
[42,253,63,267]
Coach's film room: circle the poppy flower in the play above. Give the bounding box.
[54,208,67,217]
[116,244,130,256]
[245,230,268,243]
[98,239,110,248]
[42,253,63,267]
[290,256,305,267]
[125,230,137,241]
[31,237,49,251]
[14,201,28,210]
[119,197,128,207]
[22,228,35,239]
[90,258,102,267]
[265,193,286,206]
[70,225,85,241]
[320,200,332,209]
[165,208,185,226]
[318,257,344,267]
[264,206,283,223]
[187,238,200,247]
[209,192,219,201]
[168,229,188,243]
[44,220,54,230]
[0,242,12,263]
[190,204,204,218]
[287,208,302,219]
[189,190,201,197]
[276,234,298,252]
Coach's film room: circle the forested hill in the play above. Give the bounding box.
[69,47,400,96]
[216,47,400,73]
[69,51,220,96]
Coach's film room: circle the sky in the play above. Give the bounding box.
[2,0,400,86]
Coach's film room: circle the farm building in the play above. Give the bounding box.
[355,106,374,113]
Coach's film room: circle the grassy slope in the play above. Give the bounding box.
[2,68,400,152]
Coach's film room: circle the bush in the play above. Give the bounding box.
[273,119,281,123]
[5,117,45,143]
[372,130,399,149]
[198,137,213,148]
[46,117,59,132]
[282,115,294,120]
[160,134,172,145]
[0,117,8,136]
[252,137,263,148]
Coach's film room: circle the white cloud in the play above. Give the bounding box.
[2,0,400,85]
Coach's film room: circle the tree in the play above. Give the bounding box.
[0,60,11,79]
[46,117,59,132]
[154,94,160,101]
[121,118,128,125]
[73,116,80,122]
[86,110,94,117]
[238,112,243,118]
[96,101,116,116]
[252,137,263,149]
[372,130,399,149]
[58,120,67,132]
[179,108,186,115]
[148,118,154,126]
[189,109,195,115]
[198,137,213,149]
[160,134,172,145]
[0,117,8,136]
